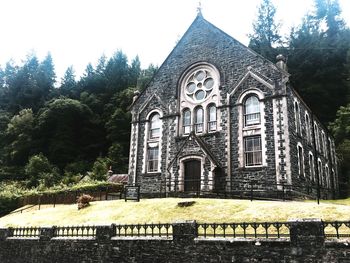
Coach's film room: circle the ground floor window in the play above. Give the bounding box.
[244,136,262,166]
[298,145,304,177]
[147,145,159,172]
[309,152,315,182]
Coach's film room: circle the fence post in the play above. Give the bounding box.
[172,220,197,243]
[289,219,324,247]
[0,228,12,241]
[39,227,55,241]
[96,225,115,241]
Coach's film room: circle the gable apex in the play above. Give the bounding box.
[228,67,275,99]
[131,14,288,109]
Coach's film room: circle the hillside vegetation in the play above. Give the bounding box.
[0,198,350,227]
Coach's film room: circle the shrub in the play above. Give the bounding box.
[0,181,31,216]
[91,157,109,181]
[25,153,60,187]
[77,194,94,210]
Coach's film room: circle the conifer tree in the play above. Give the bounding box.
[248,0,281,62]
[288,0,350,124]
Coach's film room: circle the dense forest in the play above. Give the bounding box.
[0,0,349,195]
[0,51,158,187]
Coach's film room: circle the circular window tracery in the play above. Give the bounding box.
[184,68,216,103]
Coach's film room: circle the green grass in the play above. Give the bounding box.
[0,198,349,227]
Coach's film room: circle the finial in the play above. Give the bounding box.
[197,1,202,16]
[276,54,288,72]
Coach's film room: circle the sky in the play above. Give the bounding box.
[1,0,350,81]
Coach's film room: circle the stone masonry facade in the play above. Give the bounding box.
[128,13,338,198]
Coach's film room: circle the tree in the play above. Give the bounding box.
[25,153,59,187]
[288,0,350,124]
[91,157,108,181]
[36,98,105,170]
[5,109,34,166]
[60,66,77,97]
[137,64,158,90]
[329,104,350,196]
[248,0,281,61]
[105,50,129,92]
[129,56,141,88]
[0,110,11,165]
[36,53,56,96]
[3,54,57,114]
[314,0,345,38]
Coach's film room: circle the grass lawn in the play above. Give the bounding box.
[0,198,350,227]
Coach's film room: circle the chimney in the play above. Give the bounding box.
[276,54,288,72]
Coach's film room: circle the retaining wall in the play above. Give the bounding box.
[0,219,349,262]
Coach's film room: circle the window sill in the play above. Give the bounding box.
[239,165,266,170]
[243,125,261,131]
[142,172,161,177]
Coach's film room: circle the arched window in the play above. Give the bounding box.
[244,96,260,126]
[325,164,329,188]
[309,152,315,182]
[207,104,217,132]
[318,159,323,185]
[149,113,161,139]
[314,123,320,151]
[305,113,311,143]
[195,107,204,133]
[297,144,304,177]
[146,111,162,173]
[294,101,301,135]
[183,109,191,135]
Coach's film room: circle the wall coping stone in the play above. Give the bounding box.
[111,237,172,241]
[194,237,290,243]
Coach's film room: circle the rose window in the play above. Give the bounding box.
[184,69,215,103]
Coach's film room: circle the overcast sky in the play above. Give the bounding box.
[1,0,350,80]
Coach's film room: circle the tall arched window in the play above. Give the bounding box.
[314,123,319,151]
[207,104,217,132]
[145,111,162,173]
[149,113,161,139]
[297,144,304,177]
[305,113,311,143]
[244,96,260,126]
[183,109,191,135]
[294,101,301,135]
[309,152,315,182]
[195,107,204,133]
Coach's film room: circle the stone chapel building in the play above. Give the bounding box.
[128,13,338,199]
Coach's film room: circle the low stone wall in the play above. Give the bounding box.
[0,219,349,262]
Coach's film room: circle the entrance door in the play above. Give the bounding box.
[184,160,201,192]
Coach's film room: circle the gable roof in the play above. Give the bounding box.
[130,13,288,109]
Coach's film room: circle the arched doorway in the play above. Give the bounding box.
[184,159,201,192]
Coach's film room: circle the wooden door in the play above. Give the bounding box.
[184,160,201,192]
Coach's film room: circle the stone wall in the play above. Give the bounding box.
[0,220,349,263]
[286,87,337,199]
